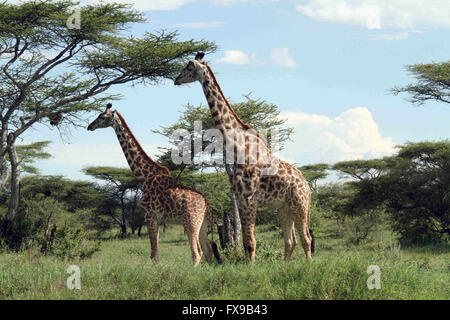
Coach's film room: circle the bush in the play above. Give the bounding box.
[0,198,58,250]
[49,225,101,260]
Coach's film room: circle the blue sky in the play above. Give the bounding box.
[19,0,450,181]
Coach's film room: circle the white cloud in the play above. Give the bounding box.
[270,48,297,67]
[172,21,224,29]
[280,107,396,165]
[217,50,254,65]
[217,48,297,67]
[296,0,450,30]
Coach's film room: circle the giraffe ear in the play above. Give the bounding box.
[195,51,205,62]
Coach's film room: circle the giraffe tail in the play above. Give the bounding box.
[309,228,315,254]
[308,206,315,254]
[207,204,222,264]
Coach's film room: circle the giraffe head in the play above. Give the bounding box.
[87,103,116,131]
[174,52,207,85]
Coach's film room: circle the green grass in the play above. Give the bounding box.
[0,224,448,299]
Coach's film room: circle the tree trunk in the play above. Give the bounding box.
[229,184,241,245]
[6,134,20,225]
[120,223,127,235]
[216,222,225,250]
[120,190,127,235]
[0,129,9,192]
[225,164,241,247]
[138,225,142,237]
[222,210,233,248]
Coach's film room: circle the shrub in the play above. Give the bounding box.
[49,225,101,260]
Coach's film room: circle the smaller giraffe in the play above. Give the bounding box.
[87,104,220,266]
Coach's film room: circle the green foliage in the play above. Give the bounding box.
[178,172,231,219]
[332,141,450,245]
[49,225,101,260]
[0,0,217,130]
[299,163,330,192]
[0,197,59,250]
[0,225,448,299]
[20,175,102,211]
[83,166,144,234]
[14,141,51,175]
[255,208,276,225]
[316,182,386,244]
[392,60,450,105]
[154,94,293,172]
[380,141,450,244]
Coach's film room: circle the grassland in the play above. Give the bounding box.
[0,224,448,300]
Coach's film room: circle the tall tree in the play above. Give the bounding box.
[0,0,215,232]
[154,95,293,247]
[391,61,450,105]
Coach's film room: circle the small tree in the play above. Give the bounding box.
[299,163,330,193]
[2,175,102,249]
[333,141,450,244]
[379,141,450,244]
[83,166,142,235]
[391,61,450,105]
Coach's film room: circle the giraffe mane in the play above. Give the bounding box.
[115,111,171,176]
[204,63,270,148]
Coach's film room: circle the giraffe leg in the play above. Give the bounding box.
[278,205,297,261]
[199,218,213,264]
[237,195,257,263]
[290,205,312,260]
[183,218,202,267]
[241,217,256,262]
[145,215,159,261]
[234,167,260,263]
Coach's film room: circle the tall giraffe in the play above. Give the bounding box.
[175,52,314,262]
[87,104,220,266]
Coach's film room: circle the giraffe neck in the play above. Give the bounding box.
[201,65,248,133]
[113,112,170,183]
[200,64,272,164]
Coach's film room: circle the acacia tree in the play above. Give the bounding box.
[391,61,450,105]
[333,141,450,244]
[299,163,330,193]
[83,166,142,235]
[154,95,293,247]
[0,0,215,233]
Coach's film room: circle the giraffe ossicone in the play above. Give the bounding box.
[87,104,221,266]
[175,53,314,262]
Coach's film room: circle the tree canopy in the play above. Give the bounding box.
[333,141,449,244]
[391,61,450,105]
[0,0,216,227]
